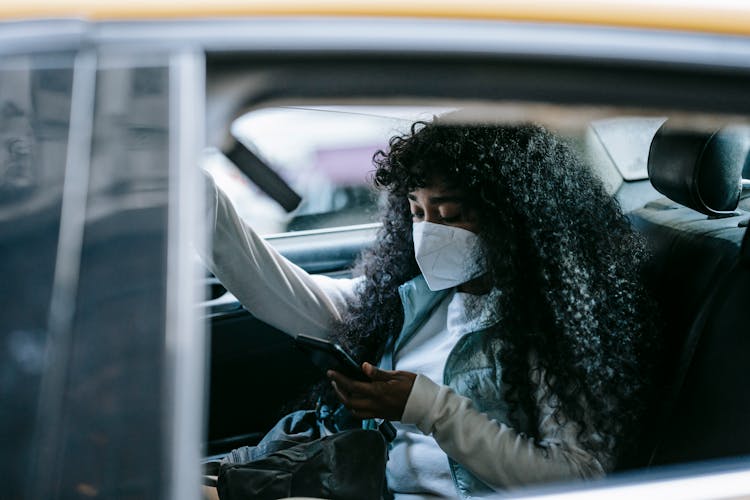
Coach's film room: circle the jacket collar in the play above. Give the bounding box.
[395,275,451,353]
[379,275,450,370]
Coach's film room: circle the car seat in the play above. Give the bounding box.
[628,123,750,467]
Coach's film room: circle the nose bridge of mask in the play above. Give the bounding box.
[414,223,456,257]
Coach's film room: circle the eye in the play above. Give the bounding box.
[438,208,463,223]
[411,211,424,221]
[439,215,461,223]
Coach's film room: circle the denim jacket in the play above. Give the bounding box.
[378,275,532,498]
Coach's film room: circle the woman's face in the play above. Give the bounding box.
[407,181,480,234]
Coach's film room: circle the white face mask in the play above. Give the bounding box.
[412,221,487,291]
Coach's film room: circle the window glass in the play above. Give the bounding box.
[203,106,685,236]
[0,51,176,499]
[0,52,74,499]
[204,106,452,234]
[51,57,172,498]
[586,116,667,181]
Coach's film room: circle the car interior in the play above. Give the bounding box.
[629,123,750,466]
[202,109,750,471]
[200,54,750,491]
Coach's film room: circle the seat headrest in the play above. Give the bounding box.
[648,124,750,217]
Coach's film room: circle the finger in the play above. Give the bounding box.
[328,370,374,396]
[362,362,393,382]
[327,370,355,394]
[331,382,380,418]
[331,378,376,404]
[331,380,350,405]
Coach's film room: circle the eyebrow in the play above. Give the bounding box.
[407,194,464,204]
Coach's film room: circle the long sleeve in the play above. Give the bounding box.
[201,171,361,338]
[401,373,608,490]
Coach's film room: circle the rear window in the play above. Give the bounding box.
[203,106,451,235]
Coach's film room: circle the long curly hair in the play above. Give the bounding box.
[328,119,659,465]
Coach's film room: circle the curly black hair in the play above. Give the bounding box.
[328,119,659,466]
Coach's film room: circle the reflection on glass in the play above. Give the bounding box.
[0,53,74,500]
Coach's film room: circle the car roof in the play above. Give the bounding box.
[2,0,750,36]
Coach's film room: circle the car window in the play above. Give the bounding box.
[0,51,74,500]
[48,55,176,498]
[0,48,189,498]
[586,116,667,183]
[203,106,452,235]
[203,104,677,236]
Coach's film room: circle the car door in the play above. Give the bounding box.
[0,21,207,499]
[0,27,78,500]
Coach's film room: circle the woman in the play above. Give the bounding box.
[205,119,658,498]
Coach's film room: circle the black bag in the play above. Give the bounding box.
[217,428,388,500]
[210,405,389,500]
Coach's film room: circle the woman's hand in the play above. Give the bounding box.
[327,362,417,421]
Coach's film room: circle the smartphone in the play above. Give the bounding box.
[294,334,369,382]
[295,334,398,442]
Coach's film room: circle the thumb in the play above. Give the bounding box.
[362,362,391,381]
